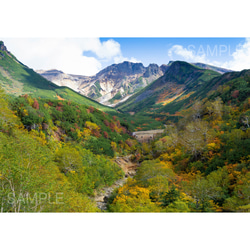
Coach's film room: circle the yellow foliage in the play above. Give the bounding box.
[111,141,117,151]
[82,128,91,140]
[160,153,171,161]
[159,161,173,169]
[26,96,34,106]
[110,178,163,212]
[85,121,100,131]
[43,103,49,109]
[22,108,29,116]
[0,89,19,129]
[207,142,216,151]
[76,129,83,139]
[53,126,59,132]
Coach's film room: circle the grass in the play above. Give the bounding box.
[0,49,115,113]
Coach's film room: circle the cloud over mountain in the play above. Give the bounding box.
[1,38,139,76]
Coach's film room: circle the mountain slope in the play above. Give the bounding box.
[37,62,168,105]
[191,62,232,74]
[119,62,250,123]
[0,41,114,112]
[116,61,221,113]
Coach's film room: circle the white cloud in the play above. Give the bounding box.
[221,38,250,71]
[94,39,121,59]
[114,55,141,64]
[168,44,207,63]
[168,39,250,71]
[1,38,139,76]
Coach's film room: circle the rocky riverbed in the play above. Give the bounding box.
[93,156,138,211]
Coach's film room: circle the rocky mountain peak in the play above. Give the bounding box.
[0,41,13,59]
[37,61,168,106]
[0,41,7,52]
[143,64,161,77]
[97,61,146,77]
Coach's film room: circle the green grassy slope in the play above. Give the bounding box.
[0,44,114,113]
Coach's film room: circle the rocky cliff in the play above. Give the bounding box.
[36,61,168,105]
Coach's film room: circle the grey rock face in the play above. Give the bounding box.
[36,61,168,105]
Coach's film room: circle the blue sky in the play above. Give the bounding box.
[2,37,250,75]
[100,37,246,68]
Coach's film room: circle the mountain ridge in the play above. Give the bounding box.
[116,61,221,113]
[0,41,114,112]
[36,61,168,105]
[37,60,231,106]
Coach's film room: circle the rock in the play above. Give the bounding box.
[36,61,167,105]
[0,41,7,52]
[95,195,105,202]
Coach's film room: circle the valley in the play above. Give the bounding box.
[1,40,250,213]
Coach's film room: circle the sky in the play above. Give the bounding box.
[1,37,250,76]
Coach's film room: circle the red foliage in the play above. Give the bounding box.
[121,127,127,134]
[232,90,239,98]
[104,120,110,127]
[32,99,39,110]
[109,122,115,132]
[48,101,53,106]
[92,129,101,138]
[112,116,117,121]
[135,153,141,161]
[103,131,109,139]
[89,106,95,113]
[56,106,63,112]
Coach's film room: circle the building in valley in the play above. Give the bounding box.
[132,129,165,143]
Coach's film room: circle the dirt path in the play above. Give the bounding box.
[93,155,138,211]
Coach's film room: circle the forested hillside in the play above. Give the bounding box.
[108,72,250,212]
[0,87,135,212]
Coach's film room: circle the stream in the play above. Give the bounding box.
[93,156,138,211]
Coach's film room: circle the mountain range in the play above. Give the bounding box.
[36,61,232,106]
[116,61,250,120]
[0,40,243,124]
[116,61,221,113]
[36,62,168,106]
